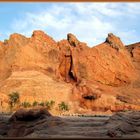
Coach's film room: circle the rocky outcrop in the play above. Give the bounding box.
[106,111,140,137]
[8,33,29,47]
[67,33,135,86]
[126,42,140,71]
[67,33,80,47]
[0,30,140,114]
[0,31,135,86]
[0,110,140,138]
[7,108,53,137]
[0,108,63,137]
[9,108,51,122]
[126,42,140,58]
[57,39,75,82]
[106,33,125,50]
[57,33,136,86]
[126,42,140,88]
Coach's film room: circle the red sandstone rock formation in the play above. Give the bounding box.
[0,30,140,114]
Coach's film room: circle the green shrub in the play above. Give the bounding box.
[32,101,38,107]
[21,102,31,108]
[39,102,45,107]
[8,92,20,108]
[45,100,55,110]
[50,100,55,106]
[58,102,69,111]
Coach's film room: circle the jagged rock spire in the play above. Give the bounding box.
[106,33,124,50]
[67,33,80,47]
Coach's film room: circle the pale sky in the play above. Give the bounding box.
[0,2,140,47]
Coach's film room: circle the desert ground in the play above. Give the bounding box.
[0,109,140,138]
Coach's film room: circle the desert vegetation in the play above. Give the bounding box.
[32,101,38,107]
[45,100,55,110]
[21,102,31,108]
[18,100,56,110]
[8,92,56,111]
[58,101,69,112]
[18,99,70,113]
[38,102,45,107]
[8,92,20,110]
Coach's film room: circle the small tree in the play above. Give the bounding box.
[21,102,31,108]
[8,92,20,109]
[32,101,38,107]
[58,102,69,111]
[39,102,45,107]
[45,100,55,110]
[45,101,50,110]
[50,100,55,107]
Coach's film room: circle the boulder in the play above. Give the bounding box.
[9,108,51,122]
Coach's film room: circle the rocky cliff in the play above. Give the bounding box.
[0,30,140,114]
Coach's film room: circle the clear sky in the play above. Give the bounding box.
[0,2,140,47]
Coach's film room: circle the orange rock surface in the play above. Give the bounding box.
[0,30,140,114]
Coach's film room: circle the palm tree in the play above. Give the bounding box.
[8,92,20,109]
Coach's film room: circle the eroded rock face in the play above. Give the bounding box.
[67,33,80,47]
[126,42,140,88]
[7,108,52,137]
[0,33,29,81]
[57,33,135,86]
[126,42,140,55]
[8,33,29,47]
[57,40,74,82]
[126,42,140,63]
[106,111,140,137]
[65,33,135,86]
[0,30,140,114]
[9,108,51,122]
[0,31,135,86]
[106,33,125,50]
[1,110,140,138]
